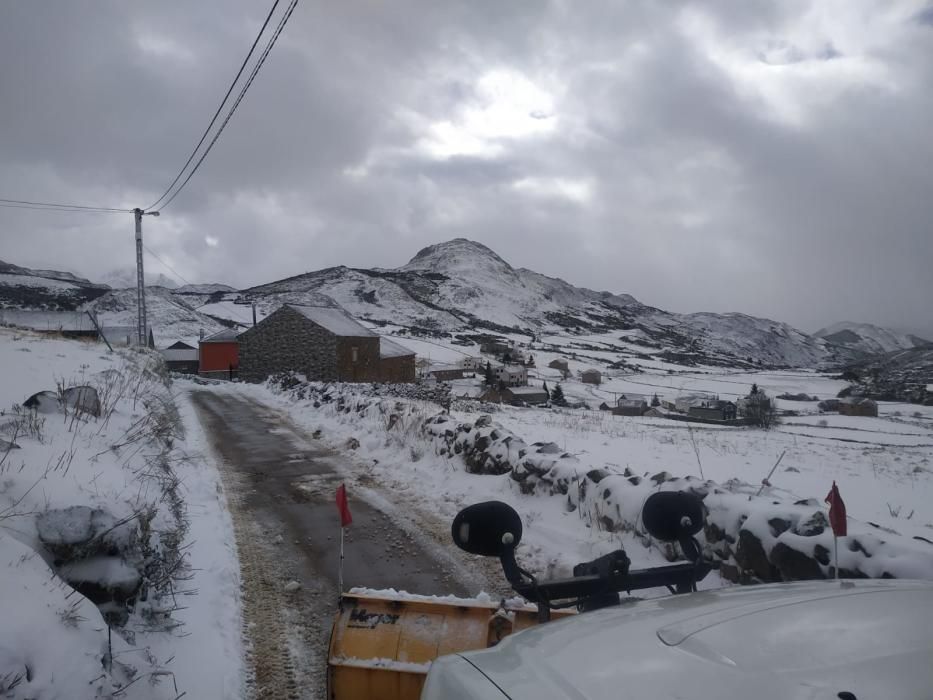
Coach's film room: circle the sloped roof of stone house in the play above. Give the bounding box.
[379,337,415,358]
[288,304,377,338]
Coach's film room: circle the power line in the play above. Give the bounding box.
[145,0,282,211]
[0,197,130,213]
[0,202,128,215]
[142,244,254,325]
[154,0,298,213]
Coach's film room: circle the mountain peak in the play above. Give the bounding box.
[401,238,513,273]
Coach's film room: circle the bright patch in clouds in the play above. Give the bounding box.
[205,235,219,248]
[418,68,558,159]
[513,177,593,204]
[678,6,895,127]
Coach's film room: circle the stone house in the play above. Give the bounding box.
[838,397,878,417]
[238,304,414,383]
[581,368,601,385]
[548,358,569,372]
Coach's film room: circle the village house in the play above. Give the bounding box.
[238,304,415,383]
[494,364,527,387]
[675,393,718,413]
[502,386,549,406]
[548,358,569,372]
[428,364,466,382]
[688,400,738,421]
[838,397,879,417]
[199,328,240,379]
[581,368,601,385]
[613,397,648,416]
[160,341,199,374]
[480,340,510,356]
[459,356,483,371]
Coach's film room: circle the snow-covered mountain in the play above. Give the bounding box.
[0,259,109,310]
[3,241,916,368]
[238,238,846,368]
[84,287,227,347]
[98,268,179,290]
[816,321,932,356]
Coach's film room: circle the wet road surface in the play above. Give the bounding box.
[190,389,477,698]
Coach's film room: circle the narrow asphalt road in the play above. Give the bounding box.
[190,389,478,699]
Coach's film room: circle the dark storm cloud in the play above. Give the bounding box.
[1,1,931,337]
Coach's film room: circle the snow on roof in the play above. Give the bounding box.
[507,386,548,395]
[288,304,376,338]
[201,328,239,343]
[582,368,601,375]
[161,348,199,362]
[379,337,415,358]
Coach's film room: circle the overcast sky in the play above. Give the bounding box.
[1,1,931,336]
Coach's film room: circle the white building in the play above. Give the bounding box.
[494,364,527,387]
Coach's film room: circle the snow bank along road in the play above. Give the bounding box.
[190,389,482,699]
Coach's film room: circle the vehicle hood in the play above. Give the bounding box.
[457,580,933,700]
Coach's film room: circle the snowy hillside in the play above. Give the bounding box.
[817,321,932,356]
[238,239,846,368]
[98,268,179,290]
[84,287,229,346]
[0,259,109,310]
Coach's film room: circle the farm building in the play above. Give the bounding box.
[838,397,879,417]
[502,386,549,406]
[238,304,415,383]
[581,369,601,385]
[161,341,199,374]
[199,328,240,379]
[428,364,466,382]
[688,401,737,421]
[613,398,648,416]
[0,310,98,338]
[548,358,569,372]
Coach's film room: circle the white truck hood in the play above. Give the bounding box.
[440,580,933,700]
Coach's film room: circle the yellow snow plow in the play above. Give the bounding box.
[327,492,711,699]
[328,591,573,699]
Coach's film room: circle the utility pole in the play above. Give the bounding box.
[133,208,159,347]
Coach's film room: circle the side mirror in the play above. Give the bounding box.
[642,491,704,542]
[451,501,523,557]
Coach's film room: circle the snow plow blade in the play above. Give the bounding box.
[328,591,573,699]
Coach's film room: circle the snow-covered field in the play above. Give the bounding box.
[245,367,933,595]
[0,328,243,699]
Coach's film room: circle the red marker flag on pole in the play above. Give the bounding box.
[824,481,847,537]
[336,483,353,528]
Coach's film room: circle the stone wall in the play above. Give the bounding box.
[239,306,339,383]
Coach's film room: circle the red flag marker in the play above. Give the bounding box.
[825,481,847,537]
[336,483,353,528]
